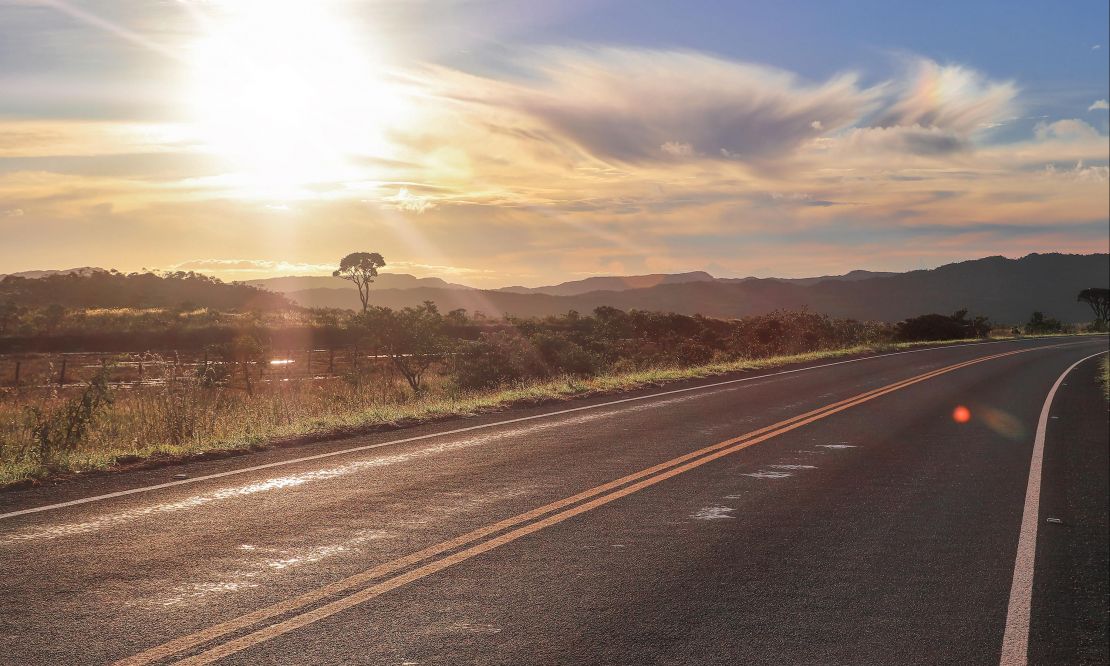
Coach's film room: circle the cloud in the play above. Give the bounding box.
[381,187,437,213]
[872,59,1017,133]
[836,124,970,156]
[169,259,335,274]
[1043,161,1110,182]
[448,47,880,164]
[388,260,497,276]
[660,141,694,158]
[1034,118,1103,141]
[1089,99,1110,111]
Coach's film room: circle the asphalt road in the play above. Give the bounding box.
[1,336,1107,665]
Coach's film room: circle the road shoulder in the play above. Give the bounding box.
[1028,354,1110,664]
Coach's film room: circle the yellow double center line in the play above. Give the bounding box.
[117,345,1046,665]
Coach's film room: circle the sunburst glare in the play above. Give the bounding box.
[186,1,406,196]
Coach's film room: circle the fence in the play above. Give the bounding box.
[0,348,413,390]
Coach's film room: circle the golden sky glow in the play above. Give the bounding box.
[0,1,1107,285]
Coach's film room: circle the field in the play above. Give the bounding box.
[3,296,1097,488]
[0,336,1020,488]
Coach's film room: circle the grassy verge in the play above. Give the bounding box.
[1100,355,1109,402]
[0,335,1046,488]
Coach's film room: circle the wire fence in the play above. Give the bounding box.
[0,348,420,391]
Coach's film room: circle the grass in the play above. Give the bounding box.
[1100,355,1109,402]
[0,335,1059,488]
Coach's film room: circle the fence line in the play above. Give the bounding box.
[0,348,452,390]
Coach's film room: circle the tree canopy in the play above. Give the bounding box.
[1077,288,1109,327]
[333,252,386,313]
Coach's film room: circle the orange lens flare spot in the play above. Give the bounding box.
[952,405,972,423]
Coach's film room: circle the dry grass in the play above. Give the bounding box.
[1100,355,1109,402]
[0,337,1011,486]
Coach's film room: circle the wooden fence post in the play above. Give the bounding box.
[58,357,67,386]
[328,349,335,375]
[306,350,312,377]
[13,361,19,387]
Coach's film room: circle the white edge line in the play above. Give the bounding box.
[0,337,1097,521]
[998,349,1108,666]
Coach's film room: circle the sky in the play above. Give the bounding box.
[0,0,1107,287]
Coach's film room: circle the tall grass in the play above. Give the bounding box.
[1100,355,1109,402]
[0,338,1000,487]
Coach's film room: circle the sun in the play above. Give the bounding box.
[186,1,403,195]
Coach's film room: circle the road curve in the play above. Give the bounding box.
[1,336,1107,665]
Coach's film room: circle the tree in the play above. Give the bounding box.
[894,309,991,342]
[333,252,386,313]
[360,301,449,394]
[0,300,23,335]
[1077,288,1110,329]
[1025,311,1064,334]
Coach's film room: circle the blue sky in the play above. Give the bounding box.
[0,0,1107,284]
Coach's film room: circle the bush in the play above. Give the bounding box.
[1024,311,1065,334]
[894,309,991,342]
[452,331,548,389]
[21,367,113,466]
[530,333,602,376]
[358,302,452,394]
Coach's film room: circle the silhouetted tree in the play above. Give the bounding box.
[1077,288,1110,329]
[894,309,991,341]
[333,252,386,313]
[1025,311,1064,334]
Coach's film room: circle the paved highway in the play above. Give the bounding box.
[1,336,1107,665]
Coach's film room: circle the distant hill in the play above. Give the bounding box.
[754,269,899,287]
[0,267,105,280]
[0,271,289,310]
[497,271,716,296]
[285,253,1109,324]
[244,273,472,293]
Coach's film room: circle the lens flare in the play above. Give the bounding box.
[952,405,971,423]
[185,1,406,195]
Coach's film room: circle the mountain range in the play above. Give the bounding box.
[5,254,1106,324]
[268,253,1109,324]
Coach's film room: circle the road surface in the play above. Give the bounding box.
[1,336,1107,665]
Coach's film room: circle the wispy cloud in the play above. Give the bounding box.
[168,259,336,275]
[381,187,437,213]
[1089,99,1110,111]
[871,59,1018,133]
[433,47,879,164]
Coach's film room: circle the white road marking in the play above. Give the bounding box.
[818,444,857,449]
[999,350,1107,666]
[691,505,735,520]
[0,337,1091,521]
[0,397,697,543]
[770,464,817,470]
[742,470,792,479]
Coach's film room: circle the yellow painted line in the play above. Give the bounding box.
[118,345,1047,665]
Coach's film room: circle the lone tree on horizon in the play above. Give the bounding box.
[334,252,386,313]
[1077,287,1110,329]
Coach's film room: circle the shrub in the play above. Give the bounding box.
[1024,311,1065,334]
[530,332,602,376]
[21,367,113,466]
[359,301,451,394]
[452,330,548,389]
[895,309,991,341]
